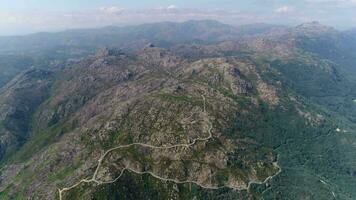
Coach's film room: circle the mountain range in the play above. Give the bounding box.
[0,20,355,200]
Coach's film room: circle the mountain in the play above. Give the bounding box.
[0,46,281,199]
[0,21,356,200]
[0,20,236,55]
[0,20,284,55]
[0,55,36,87]
[0,20,280,90]
[239,21,356,123]
[345,27,356,38]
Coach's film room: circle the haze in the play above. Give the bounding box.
[0,0,355,36]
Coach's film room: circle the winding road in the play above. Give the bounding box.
[58,95,281,200]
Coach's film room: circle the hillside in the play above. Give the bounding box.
[0,21,355,200]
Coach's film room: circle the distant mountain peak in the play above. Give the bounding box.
[294,21,336,35]
[298,21,323,27]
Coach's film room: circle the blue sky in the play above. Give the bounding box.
[0,0,265,11]
[0,0,355,35]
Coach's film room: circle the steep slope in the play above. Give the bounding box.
[237,22,356,124]
[0,55,36,88]
[0,69,54,161]
[268,22,356,78]
[289,22,356,78]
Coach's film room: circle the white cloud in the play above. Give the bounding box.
[275,6,294,13]
[0,4,354,36]
[0,8,271,35]
[167,5,178,10]
[99,6,124,15]
[306,0,356,6]
[157,5,178,11]
[336,0,356,2]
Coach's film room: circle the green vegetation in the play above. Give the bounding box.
[48,159,82,182]
[5,122,69,164]
[1,20,356,200]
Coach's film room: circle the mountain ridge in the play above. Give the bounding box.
[0,20,356,199]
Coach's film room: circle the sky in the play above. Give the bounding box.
[0,0,355,35]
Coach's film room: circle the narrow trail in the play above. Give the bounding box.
[257,156,283,199]
[320,179,336,198]
[58,94,281,200]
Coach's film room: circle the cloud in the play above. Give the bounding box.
[0,7,271,35]
[167,5,178,10]
[275,6,294,13]
[306,0,356,6]
[0,7,311,36]
[0,4,355,36]
[157,5,178,11]
[99,6,124,15]
[309,0,356,3]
